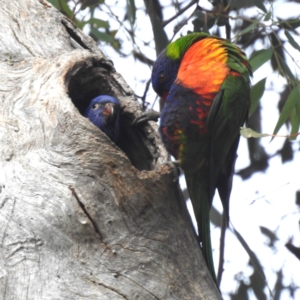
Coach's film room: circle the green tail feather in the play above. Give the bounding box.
[185,172,217,283]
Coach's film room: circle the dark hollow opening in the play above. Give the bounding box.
[66,60,159,171]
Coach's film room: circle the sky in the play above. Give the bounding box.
[84,0,300,298]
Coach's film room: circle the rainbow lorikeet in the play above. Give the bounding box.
[85,95,121,142]
[151,32,252,282]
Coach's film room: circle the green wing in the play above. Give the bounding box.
[207,73,251,222]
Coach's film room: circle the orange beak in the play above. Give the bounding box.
[103,103,115,123]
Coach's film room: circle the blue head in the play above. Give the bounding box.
[85,95,121,142]
[151,49,181,100]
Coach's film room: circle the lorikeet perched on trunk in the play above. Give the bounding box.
[151,32,252,282]
[85,95,121,142]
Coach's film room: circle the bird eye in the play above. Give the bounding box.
[158,73,166,82]
[92,104,100,110]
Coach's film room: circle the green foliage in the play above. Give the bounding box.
[240,127,270,138]
[126,0,136,25]
[250,49,273,73]
[48,0,73,17]
[252,0,267,13]
[233,228,268,297]
[250,77,267,115]
[231,2,300,139]
[273,85,300,140]
[47,0,121,50]
[284,30,300,52]
[278,18,300,30]
[239,19,262,36]
[81,0,104,10]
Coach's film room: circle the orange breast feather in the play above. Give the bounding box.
[176,38,229,99]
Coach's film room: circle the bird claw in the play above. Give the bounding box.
[162,160,181,183]
[132,109,160,126]
[98,58,115,73]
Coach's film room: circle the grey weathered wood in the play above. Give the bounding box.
[0,0,222,299]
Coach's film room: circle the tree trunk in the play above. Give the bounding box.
[0,0,221,299]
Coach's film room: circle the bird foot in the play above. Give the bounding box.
[160,160,181,183]
[132,109,160,126]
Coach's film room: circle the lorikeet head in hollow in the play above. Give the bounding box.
[85,95,121,142]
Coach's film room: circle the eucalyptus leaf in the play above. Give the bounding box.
[250,77,266,115]
[250,49,273,72]
[127,0,136,25]
[240,127,270,139]
[91,18,109,29]
[91,28,116,43]
[239,19,260,36]
[47,0,59,9]
[81,0,104,10]
[290,108,300,140]
[278,18,300,30]
[61,1,73,18]
[233,228,266,281]
[264,12,271,21]
[273,86,300,136]
[284,30,300,52]
[280,58,296,81]
[252,0,267,13]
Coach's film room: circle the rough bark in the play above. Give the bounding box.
[0,0,221,299]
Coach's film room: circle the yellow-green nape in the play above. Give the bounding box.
[165,32,210,60]
[165,42,182,60]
